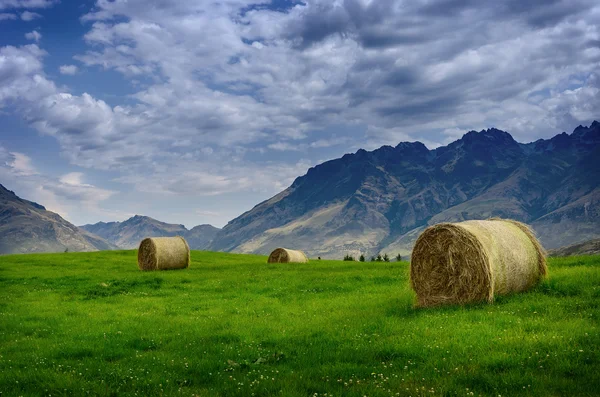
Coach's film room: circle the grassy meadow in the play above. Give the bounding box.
[0,251,598,396]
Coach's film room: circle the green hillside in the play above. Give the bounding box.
[0,251,598,396]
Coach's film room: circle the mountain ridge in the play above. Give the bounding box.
[80,216,220,250]
[209,121,600,258]
[0,184,118,254]
[3,121,598,257]
[0,184,220,254]
[548,238,600,257]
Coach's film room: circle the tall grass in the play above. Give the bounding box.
[0,251,598,396]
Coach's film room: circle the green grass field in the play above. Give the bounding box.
[0,251,598,397]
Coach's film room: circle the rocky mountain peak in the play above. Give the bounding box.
[0,184,20,200]
[0,186,113,253]
[81,215,218,250]
[395,141,429,154]
[209,121,600,258]
[0,184,46,210]
[461,127,517,147]
[189,224,219,231]
[121,215,185,228]
[571,120,600,142]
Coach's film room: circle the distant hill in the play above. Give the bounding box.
[81,215,187,249]
[548,238,600,257]
[0,184,117,254]
[209,121,600,259]
[185,224,220,250]
[81,216,220,250]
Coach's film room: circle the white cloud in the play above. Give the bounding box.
[24,30,41,42]
[59,172,89,186]
[114,159,312,197]
[0,145,11,164]
[0,44,55,106]
[538,73,600,129]
[20,10,40,20]
[0,42,313,213]
[441,127,470,143]
[58,64,78,75]
[8,151,37,176]
[0,12,15,20]
[46,173,114,203]
[71,0,600,147]
[268,142,303,152]
[195,210,220,217]
[0,145,116,223]
[0,0,55,9]
[1,0,600,226]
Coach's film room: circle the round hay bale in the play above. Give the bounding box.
[267,248,308,263]
[410,218,547,307]
[137,236,190,271]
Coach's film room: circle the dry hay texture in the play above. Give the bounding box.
[267,248,309,263]
[410,218,547,307]
[137,236,190,271]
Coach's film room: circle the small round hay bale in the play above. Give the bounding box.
[267,248,308,263]
[410,218,547,307]
[137,236,190,271]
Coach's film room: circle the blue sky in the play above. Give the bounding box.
[0,0,599,228]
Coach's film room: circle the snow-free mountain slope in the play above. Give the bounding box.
[210,121,600,258]
[0,184,117,254]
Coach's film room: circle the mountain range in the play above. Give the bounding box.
[80,216,220,250]
[548,238,600,257]
[0,183,220,254]
[208,121,600,258]
[2,121,598,257]
[0,184,117,254]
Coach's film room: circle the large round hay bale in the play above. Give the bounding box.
[267,248,308,263]
[410,218,546,307]
[137,236,190,271]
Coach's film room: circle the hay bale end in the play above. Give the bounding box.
[410,218,546,307]
[137,236,190,271]
[267,248,308,263]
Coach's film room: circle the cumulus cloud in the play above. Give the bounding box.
[1,0,600,224]
[0,44,55,106]
[0,145,116,222]
[70,0,600,148]
[20,10,41,20]
[0,43,314,203]
[24,30,41,42]
[58,64,78,75]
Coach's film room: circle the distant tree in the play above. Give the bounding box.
[376,254,383,262]
[343,254,355,261]
[359,254,365,262]
[396,253,402,262]
[318,256,321,260]
[64,248,69,253]
[383,253,390,262]
[370,256,376,262]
